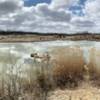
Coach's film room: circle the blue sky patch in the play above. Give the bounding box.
[24,0,51,6]
[69,0,86,16]
[24,0,86,16]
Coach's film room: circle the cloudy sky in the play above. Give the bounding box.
[0,0,100,33]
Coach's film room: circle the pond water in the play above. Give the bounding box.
[0,41,99,62]
[0,40,100,77]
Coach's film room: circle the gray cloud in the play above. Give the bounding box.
[72,18,95,27]
[0,0,23,15]
[36,3,71,22]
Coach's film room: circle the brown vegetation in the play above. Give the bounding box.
[51,46,85,88]
[88,48,100,86]
[0,46,100,100]
[0,31,100,42]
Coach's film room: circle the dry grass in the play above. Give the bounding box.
[21,46,100,100]
[49,46,100,88]
[48,84,100,100]
[88,48,100,86]
[1,46,100,100]
[21,46,100,99]
[51,46,85,88]
[0,33,100,42]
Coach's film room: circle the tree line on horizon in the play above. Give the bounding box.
[0,30,98,35]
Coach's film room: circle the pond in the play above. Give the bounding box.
[0,40,100,78]
[0,40,99,63]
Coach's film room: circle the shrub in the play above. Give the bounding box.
[51,46,84,88]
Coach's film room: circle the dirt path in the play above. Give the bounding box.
[48,83,100,100]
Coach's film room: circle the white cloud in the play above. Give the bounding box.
[85,0,100,18]
[50,0,78,10]
[0,0,99,33]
